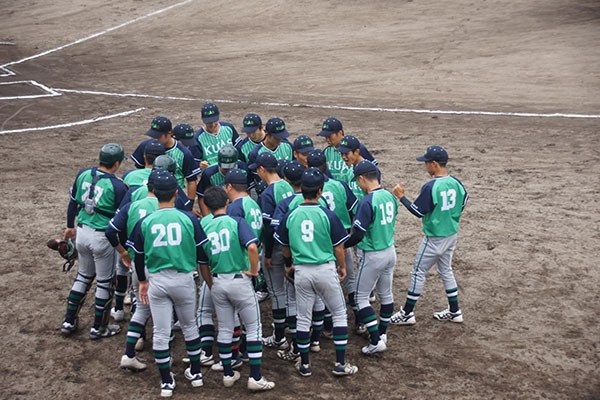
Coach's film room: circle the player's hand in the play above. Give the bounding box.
[199,161,210,171]
[64,228,76,240]
[191,209,203,218]
[264,258,273,270]
[285,265,295,278]
[242,270,258,277]
[337,266,346,281]
[138,281,149,305]
[393,183,405,199]
[119,251,133,269]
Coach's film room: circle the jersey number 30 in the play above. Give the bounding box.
[151,223,182,247]
[208,229,231,255]
[440,189,457,211]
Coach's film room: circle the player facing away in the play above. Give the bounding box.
[62,143,128,339]
[275,168,358,377]
[344,161,398,354]
[128,172,209,397]
[390,145,468,325]
[199,186,275,391]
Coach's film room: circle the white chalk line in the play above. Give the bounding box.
[0,107,145,135]
[0,66,16,77]
[0,80,61,100]
[0,0,194,73]
[55,88,600,119]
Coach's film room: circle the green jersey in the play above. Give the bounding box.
[321,178,358,229]
[69,167,128,230]
[323,146,352,181]
[275,203,350,265]
[260,179,294,222]
[248,142,293,167]
[201,214,259,274]
[411,176,468,237]
[130,185,149,203]
[353,188,398,251]
[123,168,151,188]
[129,208,208,276]
[236,137,263,163]
[226,196,264,243]
[196,122,240,166]
[165,143,188,188]
[108,196,158,258]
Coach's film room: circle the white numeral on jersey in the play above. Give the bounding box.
[207,228,231,255]
[139,209,147,219]
[250,208,263,230]
[151,223,182,247]
[440,189,457,211]
[281,191,293,200]
[81,182,104,204]
[322,191,336,211]
[378,202,395,225]
[301,220,314,242]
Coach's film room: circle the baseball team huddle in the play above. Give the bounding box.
[58,102,468,397]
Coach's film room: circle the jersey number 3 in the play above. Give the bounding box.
[151,223,182,247]
[440,189,457,211]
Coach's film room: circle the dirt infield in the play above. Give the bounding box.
[1,0,599,399]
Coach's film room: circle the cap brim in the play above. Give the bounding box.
[241,126,259,133]
[145,128,164,138]
[180,138,197,147]
[295,145,315,153]
[336,146,353,153]
[202,115,220,123]
[317,130,334,137]
[248,163,258,170]
[271,129,290,139]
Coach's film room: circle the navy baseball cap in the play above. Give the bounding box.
[336,135,360,153]
[255,180,268,196]
[148,168,163,186]
[144,139,166,156]
[353,160,378,177]
[173,123,196,147]
[248,152,278,170]
[307,149,327,167]
[317,117,343,137]
[146,116,172,138]
[293,135,315,153]
[242,113,262,133]
[301,167,325,189]
[284,160,305,183]
[416,145,448,162]
[201,103,220,123]
[277,159,290,178]
[153,170,178,191]
[224,168,248,185]
[265,117,289,139]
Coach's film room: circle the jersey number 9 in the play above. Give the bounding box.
[301,220,314,242]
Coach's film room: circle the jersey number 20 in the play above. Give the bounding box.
[151,223,182,247]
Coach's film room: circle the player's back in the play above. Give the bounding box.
[356,188,398,252]
[284,204,337,265]
[201,214,251,273]
[424,176,467,237]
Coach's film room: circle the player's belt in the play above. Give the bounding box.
[212,273,243,279]
[77,223,106,232]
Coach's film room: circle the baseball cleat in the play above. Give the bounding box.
[120,355,147,371]
[110,307,125,322]
[240,351,249,362]
[160,373,175,397]
[135,337,145,352]
[61,319,78,336]
[277,347,300,361]
[332,362,358,376]
[123,292,133,306]
[433,308,463,323]
[211,357,243,371]
[356,323,368,335]
[90,324,121,340]
[223,370,241,387]
[380,333,387,345]
[295,359,312,377]
[263,334,288,350]
[321,329,333,339]
[310,341,321,353]
[369,291,376,303]
[361,339,387,355]
[184,367,204,387]
[248,376,275,391]
[200,350,215,366]
[390,307,416,325]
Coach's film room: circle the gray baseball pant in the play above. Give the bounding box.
[355,245,396,310]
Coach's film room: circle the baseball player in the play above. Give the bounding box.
[249,152,293,349]
[106,169,165,371]
[197,144,252,216]
[337,135,381,204]
[292,135,315,168]
[390,145,468,324]
[317,117,377,181]
[274,168,358,377]
[122,139,166,189]
[271,161,329,361]
[61,144,128,339]
[128,172,208,397]
[173,123,203,164]
[344,161,398,354]
[195,103,241,171]
[306,150,361,334]
[130,116,200,205]
[199,186,275,391]
[246,117,294,169]
[236,113,266,163]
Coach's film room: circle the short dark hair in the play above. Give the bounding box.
[99,160,118,169]
[437,160,447,167]
[153,188,177,202]
[301,185,322,200]
[147,181,154,192]
[145,153,158,166]
[288,178,302,187]
[360,171,379,182]
[315,163,327,174]
[226,182,248,193]
[204,186,228,211]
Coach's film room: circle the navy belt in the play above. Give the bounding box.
[77,223,106,232]
[213,273,243,279]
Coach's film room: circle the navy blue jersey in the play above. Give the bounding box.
[120,184,192,211]
[196,161,252,197]
[131,139,200,186]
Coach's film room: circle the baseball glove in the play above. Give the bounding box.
[47,238,78,272]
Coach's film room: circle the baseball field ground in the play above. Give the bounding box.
[1,0,598,398]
